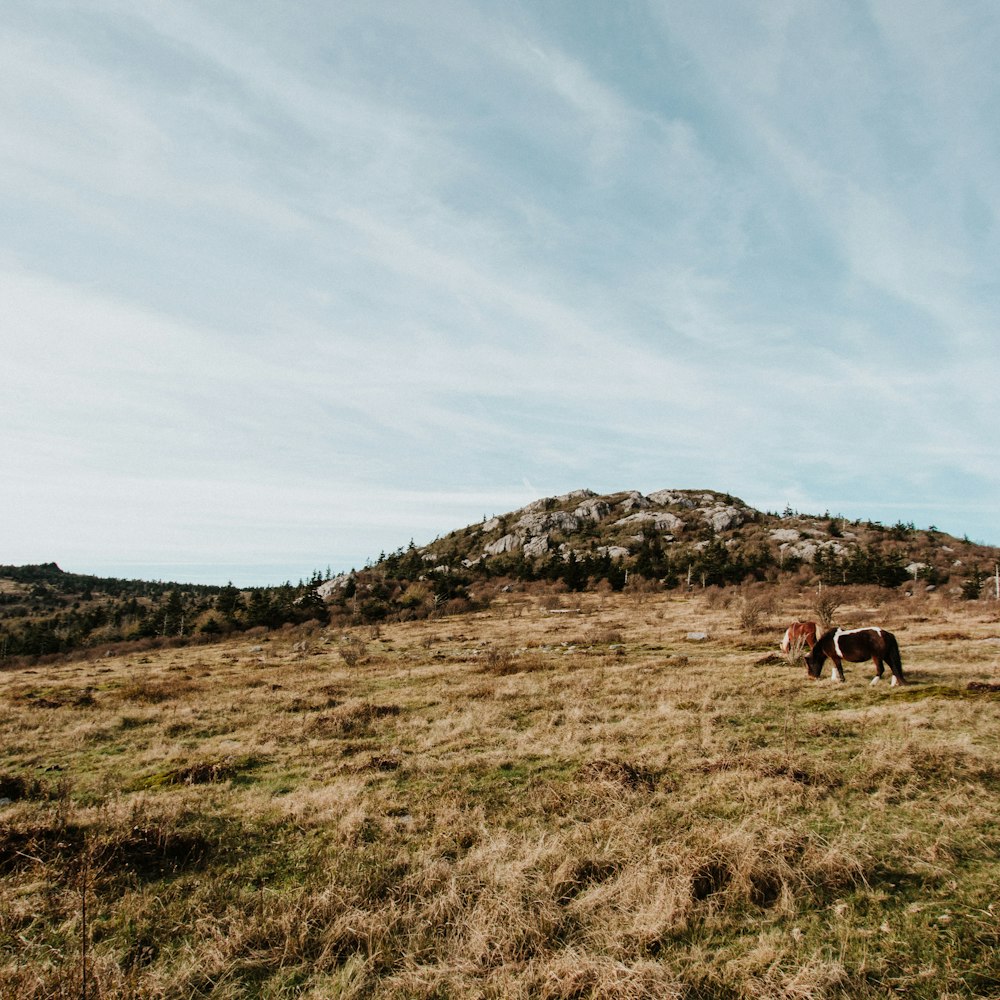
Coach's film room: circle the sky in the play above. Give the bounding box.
[3,1,1000,586]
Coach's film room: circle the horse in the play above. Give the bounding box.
[804,626,905,686]
[780,621,818,654]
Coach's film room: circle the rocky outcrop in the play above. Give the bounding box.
[472,488,754,564]
[523,535,551,559]
[514,510,580,536]
[483,533,521,556]
[781,539,846,562]
[647,489,698,509]
[574,497,612,521]
[614,511,684,532]
[699,505,745,532]
[770,528,801,543]
[317,486,993,599]
[619,491,652,512]
[317,573,352,598]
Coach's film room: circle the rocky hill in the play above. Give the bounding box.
[321,487,998,607]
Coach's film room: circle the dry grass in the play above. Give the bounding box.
[2,588,1000,998]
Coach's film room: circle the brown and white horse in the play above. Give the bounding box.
[805,627,905,686]
[780,621,818,654]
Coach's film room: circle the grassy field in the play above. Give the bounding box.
[2,585,1000,998]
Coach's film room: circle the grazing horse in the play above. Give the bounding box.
[805,627,905,686]
[780,620,818,654]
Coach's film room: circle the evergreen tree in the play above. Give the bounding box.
[216,583,244,623]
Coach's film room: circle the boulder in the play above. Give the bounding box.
[514,510,580,536]
[700,505,745,532]
[574,497,612,522]
[316,573,352,599]
[483,533,522,556]
[770,528,801,543]
[647,489,698,509]
[619,490,652,512]
[614,511,684,532]
[523,534,550,559]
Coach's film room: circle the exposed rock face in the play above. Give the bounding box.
[574,497,612,521]
[782,539,846,562]
[483,533,521,556]
[700,505,745,532]
[557,489,596,504]
[619,491,652,512]
[515,510,580,536]
[317,573,352,598]
[770,528,801,543]
[647,489,696,508]
[521,489,595,516]
[523,534,550,559]
[472,488,751,564]
[614,511,684,532]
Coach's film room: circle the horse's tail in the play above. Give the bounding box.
[886,633,904,680]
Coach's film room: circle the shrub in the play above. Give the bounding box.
[960,570,986,600]
[338,637,367,667]
[736,597,768,634]
[814,592,840,631]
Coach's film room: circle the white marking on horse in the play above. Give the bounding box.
[781,627,791,653]
[890,675,900,687]
[870,675,881,686]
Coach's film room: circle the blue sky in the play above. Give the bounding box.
[3,1,999,586]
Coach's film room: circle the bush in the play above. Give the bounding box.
[960,570,986,600]
[338,637,366,667]
[814,592,840,631]
[736,597,769,634]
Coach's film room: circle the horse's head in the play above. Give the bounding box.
[804,648,823,678]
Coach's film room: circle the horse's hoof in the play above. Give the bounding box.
[890,676,900,687]
[870,676,881,686]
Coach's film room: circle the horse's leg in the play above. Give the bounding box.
[887,636,905,686]
[870,655,884,686]
[829,655,845,683]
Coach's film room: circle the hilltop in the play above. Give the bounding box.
[319,488,997,624]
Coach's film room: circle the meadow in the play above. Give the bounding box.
[2,584,999,998]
